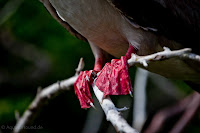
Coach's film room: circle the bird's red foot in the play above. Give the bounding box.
[95,56,132,98]
[74,45,136,108]
[74,70,94,108]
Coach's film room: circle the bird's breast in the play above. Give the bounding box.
[48,0,200,83]
[49,0,155,57]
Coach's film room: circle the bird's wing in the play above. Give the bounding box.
[40,0,87,42]
[107,0,200,54]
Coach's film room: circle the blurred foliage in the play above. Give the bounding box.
[0,93,33,123]
[0,0,94,132]
[0,0,199,133]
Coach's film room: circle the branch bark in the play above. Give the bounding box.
[128,47,200,67]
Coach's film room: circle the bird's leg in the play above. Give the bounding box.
[90,42,105,79]
[125,44,137,60]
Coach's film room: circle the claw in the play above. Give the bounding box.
[90,102,96,109]
[129,91,133,97]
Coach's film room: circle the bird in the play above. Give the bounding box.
[40,0,200,108]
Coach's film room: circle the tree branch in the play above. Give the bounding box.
[128,47,199,67]
[92,81,139,133]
